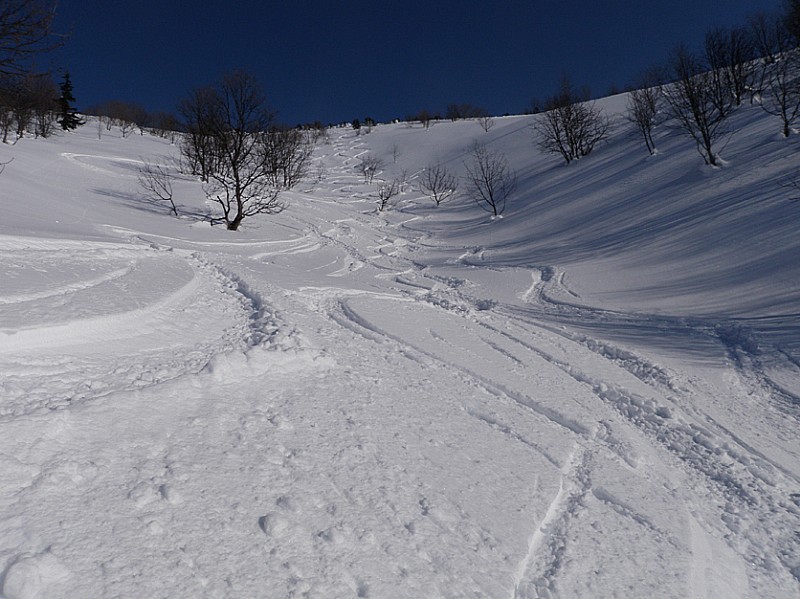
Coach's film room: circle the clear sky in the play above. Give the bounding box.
[50,0,784,126]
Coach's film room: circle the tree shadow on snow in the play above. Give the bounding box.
[91,188,213,223]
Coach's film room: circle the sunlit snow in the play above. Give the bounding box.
[0,96,798,598]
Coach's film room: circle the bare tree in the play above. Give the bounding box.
[8,77,33,138]
[626,68,665,155]
[478,114,495,132]
[704,26,756,110]
[0,1,61,77]
[535,76,610,165]
[138,159,177,216]
[376,179,400,211]
[784,0,800,44]
[358,154,383,183]
[750,15,800,137]
[463,141,516,217]
[178,70,288,231]
[0,72,54,140]
[28,72,57,138]
[663,45,732,166]
[263,126,313,189]
[419,162,458,206]
[411,109,433,129]
[147,110,180,141]
[395,169,411,193]
[87,99,148,137]
[0,73,26,141]
[750,11,789,65]
[446,103,488,121]
[177,86,219,181]
[0,96,13,142]
[760,50,800,137]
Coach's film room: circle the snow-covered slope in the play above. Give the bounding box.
[0,99,798,599]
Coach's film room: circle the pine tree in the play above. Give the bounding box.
[58,72,83,131]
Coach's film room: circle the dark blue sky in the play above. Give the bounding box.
[51,0,783,126]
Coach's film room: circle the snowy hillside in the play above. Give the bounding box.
[0,96,799,599]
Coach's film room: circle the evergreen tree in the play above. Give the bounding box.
[58,72,83,131]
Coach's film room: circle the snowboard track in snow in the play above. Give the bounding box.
[0,237,294,419]
[2,118,799,597]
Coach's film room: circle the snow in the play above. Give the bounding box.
[0,97,798,598]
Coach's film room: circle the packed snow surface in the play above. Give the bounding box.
[1,98,799,598]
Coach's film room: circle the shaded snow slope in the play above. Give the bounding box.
[0,103,798,599]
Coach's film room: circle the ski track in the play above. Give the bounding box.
[511,442,588,599]
[281,128,799,595]
[286,144,800,592]
[1,124,799,597]
[0,237,299,419]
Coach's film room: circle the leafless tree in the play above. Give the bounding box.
[787,0,800,44]
[0,72,55,140]
[395,169,411,193]
[749,15,800,137]
[28,72,57,138]
[9,81,33,138]
[263,126,313,189]
[535,76,610,164]
[299,121,326,144]
[750,11,790,65]
[0,74,24,141]
[358,154,383,183]
[376,179,400,211]
[446,103,488,121]
[0,100,13,143]
[463,141,516,217]
[178,70,289,231]
[88,99,148,137]
[147,111,180,141]
[311,161,326,184]
[704,26,756,109]
[760,50,800,137]
[626,68,665,155]
[138,159,178,216]
[419,162,458,206]
[662,45,732,166]
[177,86,219,181]
[0,1,61,77]
[478,114,495,132]
[413,109,433,129]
